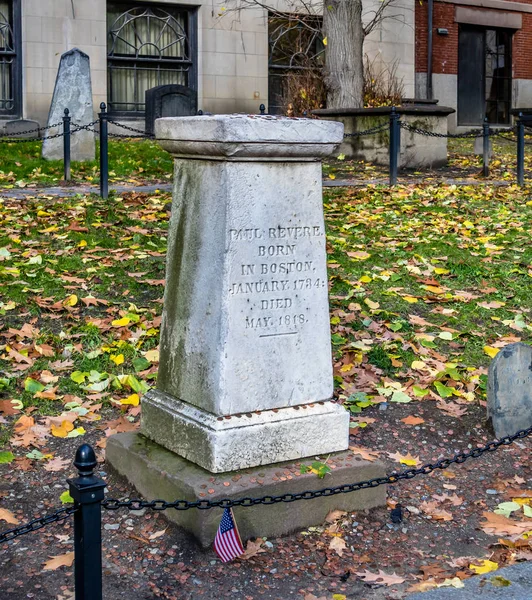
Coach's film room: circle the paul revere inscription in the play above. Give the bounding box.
[228,224,327,337]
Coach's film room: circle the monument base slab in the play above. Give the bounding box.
[141,390,350,473]
[106,432,387,548]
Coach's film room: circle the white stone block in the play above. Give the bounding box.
[142,390,350,473]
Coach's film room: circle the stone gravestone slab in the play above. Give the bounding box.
[42,48,95,162]
[487,343,532,438]
[107,114,387,545]
[145,84,197,137]
[473,135,492,159]
[5,119,41,139]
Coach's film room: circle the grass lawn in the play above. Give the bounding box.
[0,138,173,187]
[0,183,529,443]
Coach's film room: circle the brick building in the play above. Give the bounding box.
[415,0,532,130]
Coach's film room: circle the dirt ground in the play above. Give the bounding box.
[1,400,530,600]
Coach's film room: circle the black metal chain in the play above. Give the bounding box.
[399,122,518,139]
[0,506,77,545]
[344,123,389,138]
[0,120,63,139]
[1,424,531,545]
[107,119,155,138]
[101,424,532,512]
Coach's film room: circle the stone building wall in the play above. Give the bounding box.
[12,0,416,125]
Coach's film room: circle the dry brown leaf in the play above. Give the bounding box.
[42,552,75,571]
[44,457,71,472]
[420,501,454,521]
[481,511,532,536]
[401,415,425,426]
[0,399,20,415]
[387,451,420,467]
[239,539,266,561]
[356,569,405,585]
[148,528,167,541]
[0,508,19,525]
[325,509,347,524]
[349,446,381,461]
[328,536,347,557]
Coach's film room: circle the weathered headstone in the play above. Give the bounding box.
[42,48,95,162]
[106,115,387,544]
[145,84,197,137]
[473,135,492,159]
[5,119,41,139]
[487,342,532,438]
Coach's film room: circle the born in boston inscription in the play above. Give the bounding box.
[140,115,349,472]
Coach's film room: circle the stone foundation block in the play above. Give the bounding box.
[106,432,387,548]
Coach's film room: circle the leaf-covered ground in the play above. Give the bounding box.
[0,185,531,599]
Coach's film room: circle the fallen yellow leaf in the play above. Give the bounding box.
[469,560,498,574]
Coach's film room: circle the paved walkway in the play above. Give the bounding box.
[406,562,532,600]
[0,178,517,199]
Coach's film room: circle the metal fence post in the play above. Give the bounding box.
[389,106,400,186]
[99,102,109,199]
[482,118,490,178]
[63,108,71,182]
[517,112,525,186]
[68,444,106,600]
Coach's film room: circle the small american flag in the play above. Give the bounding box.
[214,508,244,562]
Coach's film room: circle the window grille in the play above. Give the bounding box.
[107,4,195,114]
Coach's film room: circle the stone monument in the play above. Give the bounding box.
[107,115,386,545]
[42,48,95,162]
[487,342,532,438]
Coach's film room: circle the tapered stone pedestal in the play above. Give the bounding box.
[145,114,349,472]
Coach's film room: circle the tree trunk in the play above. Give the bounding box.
[323,0,364,109]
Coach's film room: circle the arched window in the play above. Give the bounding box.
[0,0,21,116]
[107,4,196,114]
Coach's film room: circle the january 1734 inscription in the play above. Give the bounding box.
[228,224,327,336]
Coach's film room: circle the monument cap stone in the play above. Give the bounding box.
[487,342,532,438]
[42,48,95,162]
[155,114,344,160]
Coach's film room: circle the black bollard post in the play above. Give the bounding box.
[63,108,71,182]
[389,106,400,186]
[517,112,525,186]
[99,102,109,199]
[482,118,490,178]
[68,444,106,600]
[259,104,266,115]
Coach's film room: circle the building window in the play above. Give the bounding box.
[268,15,325,115]
[0,0,21,117]
[107,3,196,115]
[458,26,512,126]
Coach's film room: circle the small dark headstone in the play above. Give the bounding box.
[5,119,41,139]
[145,85,197,136]
[487,342,532,438]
